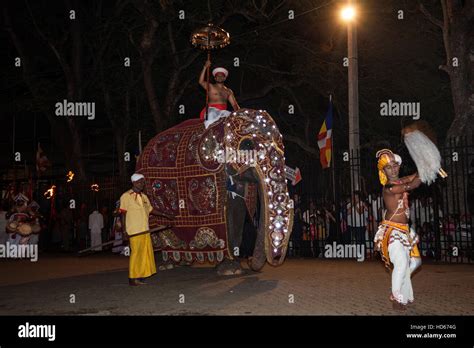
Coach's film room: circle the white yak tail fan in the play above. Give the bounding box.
[403,130,442,185]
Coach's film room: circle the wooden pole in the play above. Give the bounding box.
[330,95,336,205]
[329,95,340,241]
[205,50,211,121]
[78,225,172,254]
[138,130,142,154]
[205,25,212,122]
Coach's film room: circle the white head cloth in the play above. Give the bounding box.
[212,67,228,77]
[131,173,145,182]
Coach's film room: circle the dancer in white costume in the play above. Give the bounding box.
[374,149,422,310]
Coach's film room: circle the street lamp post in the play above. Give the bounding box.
[341,2,360,193]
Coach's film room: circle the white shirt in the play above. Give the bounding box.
[346,202,368,227]
[88,211,104,232]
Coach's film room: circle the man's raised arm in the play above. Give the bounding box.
[199,60,211,89]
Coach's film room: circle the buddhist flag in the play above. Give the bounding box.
[36,142,51,176]
[317,101,333,169]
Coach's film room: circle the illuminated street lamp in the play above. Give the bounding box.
[341,5,356,22]
[340,2,360,192]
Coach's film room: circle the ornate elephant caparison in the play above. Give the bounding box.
[136,108,294,274]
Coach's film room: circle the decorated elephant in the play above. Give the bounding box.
[136,108,293,275]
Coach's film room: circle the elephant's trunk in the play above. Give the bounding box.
[222,109,293,270]
[258,147,293,267]
[248,212,267,271]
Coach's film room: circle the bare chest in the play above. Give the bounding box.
[210,86,230,99]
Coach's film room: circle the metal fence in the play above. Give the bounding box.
[288,137,474,263]
[2,137,474,262]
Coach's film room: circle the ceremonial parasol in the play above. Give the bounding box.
[190,23,230,121]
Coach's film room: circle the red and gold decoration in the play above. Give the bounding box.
[137,108,293,266]
[190,22,230,51]
[137,118,228,263]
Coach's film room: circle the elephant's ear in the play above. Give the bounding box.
[196,120,225,172]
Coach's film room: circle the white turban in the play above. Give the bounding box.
[212,67,228,78]
[394,154,402,165]
[131,173,145,182]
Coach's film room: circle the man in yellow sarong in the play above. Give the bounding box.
[373,149,422,310]
[119,173,173,286]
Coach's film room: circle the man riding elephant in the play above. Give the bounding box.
[198,60,240,121]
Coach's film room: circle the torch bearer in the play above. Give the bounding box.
[190,23,230,121]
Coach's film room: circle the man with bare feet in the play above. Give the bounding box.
[374,149,422,311]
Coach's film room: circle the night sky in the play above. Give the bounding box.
[0,0,461,182]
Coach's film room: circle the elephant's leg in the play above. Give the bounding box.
[216,258,243,275]
[217,192,247,276]
[158,254,176,270]
[226,192,247,258]
[158,262,175,271]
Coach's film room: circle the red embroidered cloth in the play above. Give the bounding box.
[136,119,230,263]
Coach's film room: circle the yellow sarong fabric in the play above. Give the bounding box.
[379,220,420,270]
[411,244,421,258]
[129,233,156,279]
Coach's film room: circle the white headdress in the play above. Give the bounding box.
[131,173,145,182]
[212,67,228,78]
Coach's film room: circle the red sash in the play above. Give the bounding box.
[199,104,227,120]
